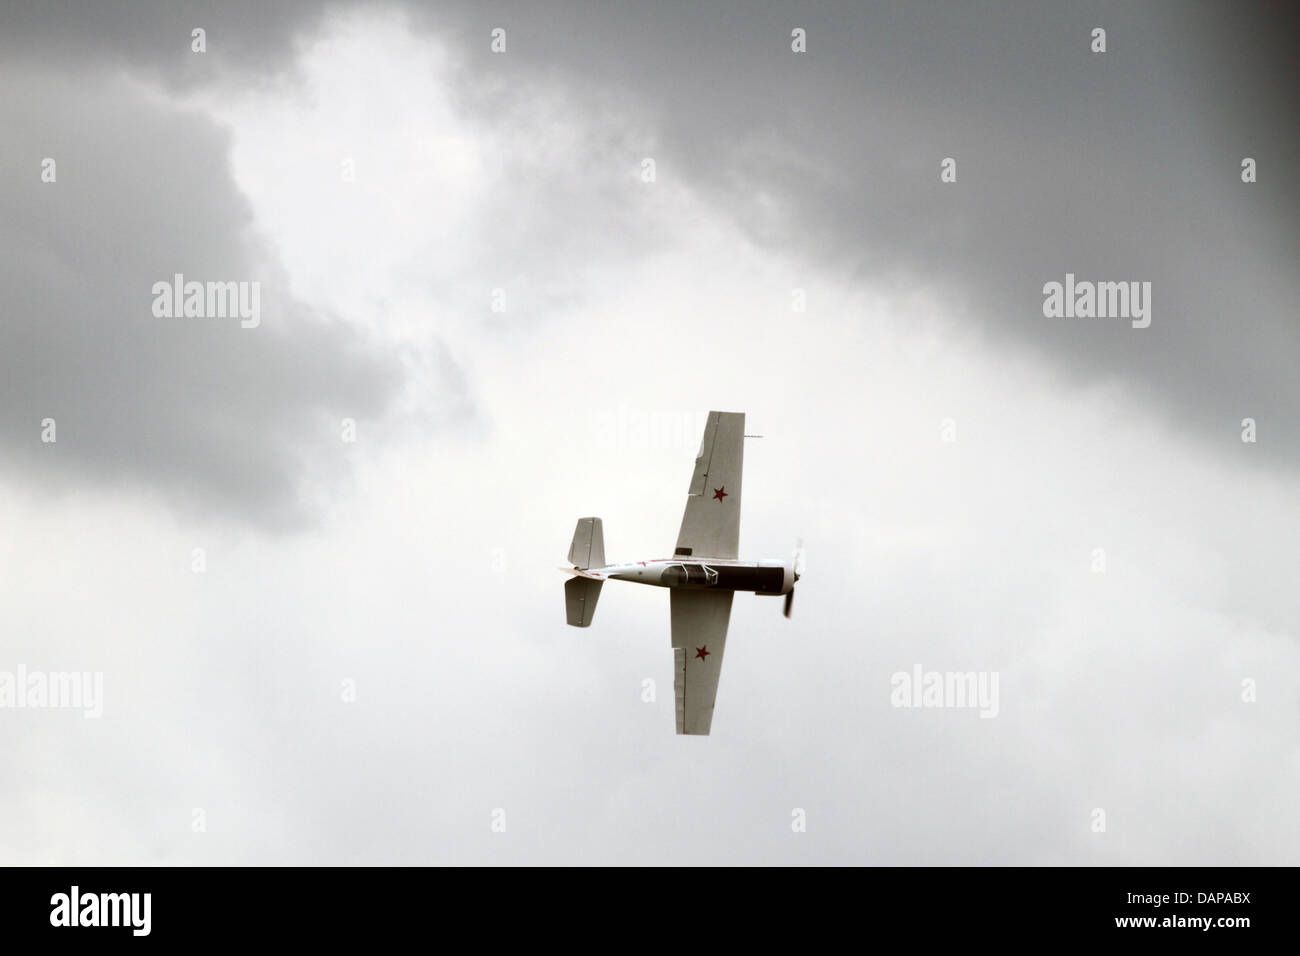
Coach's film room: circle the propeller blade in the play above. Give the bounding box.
[783,588,794,618]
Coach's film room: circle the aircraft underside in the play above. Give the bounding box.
[562,411,802,734]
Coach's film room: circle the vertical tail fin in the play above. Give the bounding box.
[567,517,605,570]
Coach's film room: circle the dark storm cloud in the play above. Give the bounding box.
[0,0,328,82]
[0,0,1292,519]
[396,0,1299,466]
[0,66,399,528]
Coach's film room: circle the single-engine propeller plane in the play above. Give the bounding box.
[562,411,803,735]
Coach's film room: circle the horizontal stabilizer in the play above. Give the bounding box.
[565,576,603,627]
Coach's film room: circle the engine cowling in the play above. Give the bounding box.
[756,558,796,596]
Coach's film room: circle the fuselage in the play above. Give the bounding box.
[573,557,795,596]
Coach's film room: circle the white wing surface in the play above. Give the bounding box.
[670,589,734,735]
[674,411,744,560]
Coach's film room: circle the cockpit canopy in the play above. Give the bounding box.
[661,563,719,587]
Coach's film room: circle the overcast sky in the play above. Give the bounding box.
[1,1,1296,864]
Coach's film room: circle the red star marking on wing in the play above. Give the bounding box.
[695,646,710,661]
[712,486,728,502]
[637,561,647,566]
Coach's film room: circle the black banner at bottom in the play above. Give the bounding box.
[0,866,1283,943]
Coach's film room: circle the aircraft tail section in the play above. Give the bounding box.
[567,517,605,570]
[565,576,603,627]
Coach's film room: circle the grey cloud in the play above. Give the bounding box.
[0,0,330,84]
[8,3,1292,472]
[0,66,403,528]
[1,0,1295,869]
[394,0,1299,468]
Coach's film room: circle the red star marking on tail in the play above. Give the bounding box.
[712,486,728,501]
[695,646,710,661]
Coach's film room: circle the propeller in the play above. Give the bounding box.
[784,540,805,618]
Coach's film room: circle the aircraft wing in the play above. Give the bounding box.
[674,410,744,560]
[670,589,734,735]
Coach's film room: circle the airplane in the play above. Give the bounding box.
[561,410,803,735]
